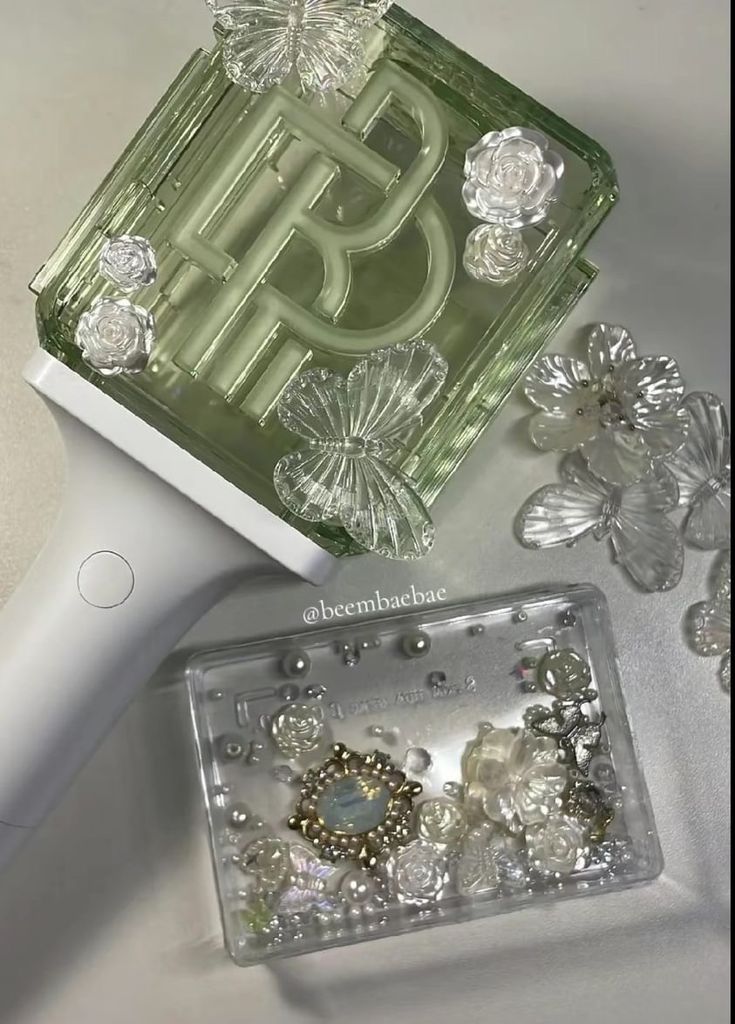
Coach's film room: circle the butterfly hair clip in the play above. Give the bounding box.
[206,0,392,94]
[274,341,448,560]
[667,392,731,550]
[515,452,685,592]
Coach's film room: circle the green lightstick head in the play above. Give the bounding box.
[31,5,617,557]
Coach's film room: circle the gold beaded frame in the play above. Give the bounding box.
[288,744,422,869]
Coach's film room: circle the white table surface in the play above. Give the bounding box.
[0,1,730,1022]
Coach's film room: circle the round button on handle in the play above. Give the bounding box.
[77,551,135,608]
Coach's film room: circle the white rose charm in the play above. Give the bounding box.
[462,127,564,229]
[461,126,564,287]
[75,296,157,376]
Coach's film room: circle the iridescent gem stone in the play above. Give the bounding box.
[317,776,391,834]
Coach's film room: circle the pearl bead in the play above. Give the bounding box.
[401,631,431,658]
[281,651,311,679]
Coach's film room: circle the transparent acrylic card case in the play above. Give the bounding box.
[187,585,662,965]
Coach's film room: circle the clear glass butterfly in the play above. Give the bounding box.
[205,0,392,93]
[687,551,731,693]
[666,392,731,550]
[274,341,448,560]
[515,452,685,592]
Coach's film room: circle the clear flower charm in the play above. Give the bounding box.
[99,235,157,293]
[270,702,326,757]
[526,814,589,876]
[462,127,564,230]
[274,341,447,560]
[666,392,731,550]
[383,841,446,906]
[206,0,393,94]
[74,296,157,376]
[462,223,529,286]
[515,452,685,592]
[462,725,567,833]
[687,552,731,693]
[524,324,689,486]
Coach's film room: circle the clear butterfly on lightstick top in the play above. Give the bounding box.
[274,341,448,560]
[666,392,731,550]
[515,452,685,592]
[205,0,393,93]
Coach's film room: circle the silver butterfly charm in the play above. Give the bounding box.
[515,452,684,592]
[274,341,447,560]
[525,701,606,776]
[687,551,731,693]
[667,392,730,550]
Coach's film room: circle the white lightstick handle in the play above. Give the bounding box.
[0,409,278,869]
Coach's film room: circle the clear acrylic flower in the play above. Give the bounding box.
[274,341,447,560]
[526,813,589,877]
[524,324,689,486]
[461,724,567,834]
[515,452,685,592]
[383,841,446,906]
[74,296,156,376]
[206,0,392,94]
[99,235,157,293]
[666,392,731,550]
[270,702,326,757]
[462,127,564,230]
[462,223,529,285]
[416,798,468,846]
[687,551,731,692]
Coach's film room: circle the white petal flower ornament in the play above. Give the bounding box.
[524,324,689,486]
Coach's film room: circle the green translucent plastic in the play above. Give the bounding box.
[31,6,617,555]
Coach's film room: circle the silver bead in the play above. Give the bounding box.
[228,802,251,829]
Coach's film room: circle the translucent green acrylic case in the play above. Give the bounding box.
[186,585,661,966]
[31,6,617,553]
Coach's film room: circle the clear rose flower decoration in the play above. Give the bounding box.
[687,551,731,692]
[383,841,446,906]
[461,724,567,834]
[463,223,529,286]
[99,235,157,293]
[206,0,393,94]
[74,296,157,376]
[270,702,327,757]
[667,392,731,550]
[524,324,689,486]
[526,813,589,877]
[462,127,564,230]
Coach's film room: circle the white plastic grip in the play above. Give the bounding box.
[0,408,279,868]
